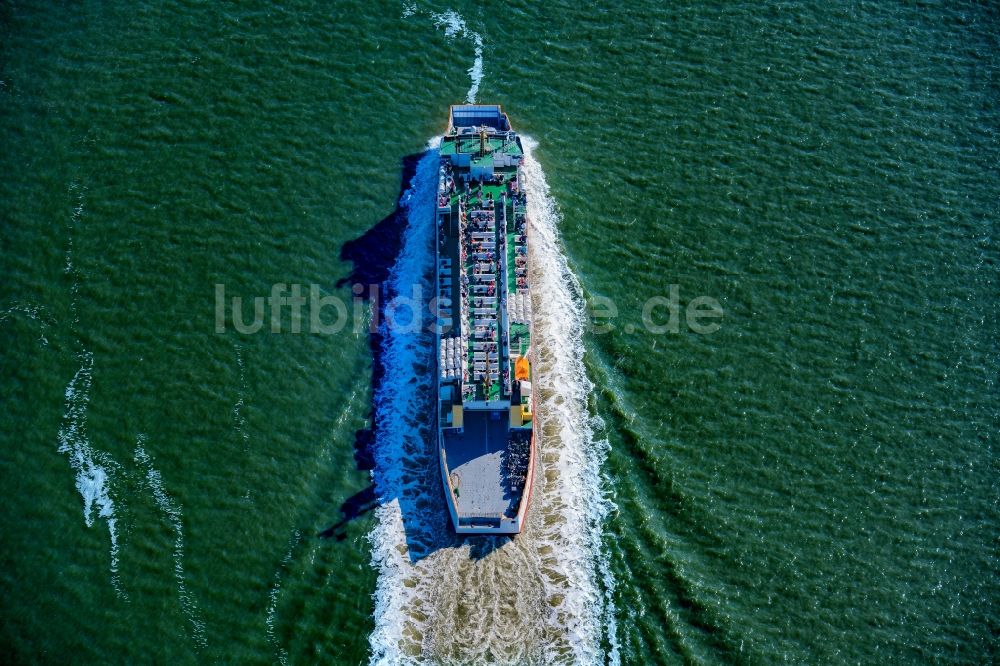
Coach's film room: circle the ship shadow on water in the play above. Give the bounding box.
[320,151,510,563]
[318,152,420,544]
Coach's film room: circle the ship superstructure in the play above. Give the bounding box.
[435,105,536,534]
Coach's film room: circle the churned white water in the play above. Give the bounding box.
[57,351,127,600]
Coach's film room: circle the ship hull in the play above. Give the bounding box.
[434,105,536,535]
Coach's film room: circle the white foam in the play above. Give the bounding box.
[134,439,208,650]
[367,140,442,666]
[0,302,52,346]
[365,137,618,665]
[57,351,127,600]
[520,136,620,664]
[467,34,484,104]
[429,10,484,104]
[66,181,85,325]
[55,182,132,599]
[234,346,250,451]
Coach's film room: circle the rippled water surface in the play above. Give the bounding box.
[1,1,997,663]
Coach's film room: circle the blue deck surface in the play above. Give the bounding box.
[443,409,513,518]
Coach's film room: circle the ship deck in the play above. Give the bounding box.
[441,137,522,157]
[457,179,512,403]
[436,106,534,534]
[443,410,518,519]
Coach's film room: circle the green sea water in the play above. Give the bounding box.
[1,1,997,664]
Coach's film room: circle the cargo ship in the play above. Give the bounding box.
[435,105,536,534]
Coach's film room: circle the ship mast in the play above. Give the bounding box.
[479,125,489,156]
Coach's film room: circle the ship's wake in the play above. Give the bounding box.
[57,350,127,600]
[367,138,618,665]
[404,5,484,104]
[53,182,130,601]
[134,439,208,650]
